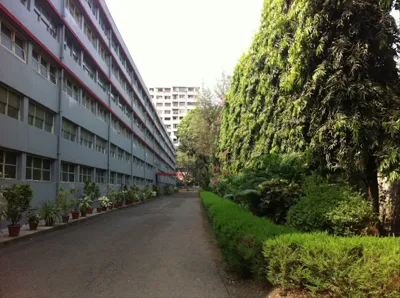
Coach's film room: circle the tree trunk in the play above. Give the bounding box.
[366,158,381,233]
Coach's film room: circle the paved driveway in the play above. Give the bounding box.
[0,192,229,298]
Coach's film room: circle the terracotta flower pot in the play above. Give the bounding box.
[114,203,119,209]
[80,211,87,217]
[29,221,38,230]
[87,208,94,215]
[62,215,70,223]
[108,205,113,210]
[97,207,102,213]
[8,224,21,237]
[71,211,79,219]
[45,218,55,226]
[102,206,107,211]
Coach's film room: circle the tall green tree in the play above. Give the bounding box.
[177,73,231,187]
[218,0,400,218]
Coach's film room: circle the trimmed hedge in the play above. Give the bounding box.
[200,191,296,278]
[201,191,400,297]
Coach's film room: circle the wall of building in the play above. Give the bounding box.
[0,0,176,208]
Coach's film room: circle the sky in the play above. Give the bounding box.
[104,0,264,89]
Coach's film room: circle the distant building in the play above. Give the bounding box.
[149,86,200,147]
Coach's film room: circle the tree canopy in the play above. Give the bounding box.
[217,0,400,215]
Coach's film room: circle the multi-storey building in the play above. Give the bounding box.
[149,86,199,146]
[0,0,176,207]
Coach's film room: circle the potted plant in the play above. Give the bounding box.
[70,198,80,219]
[38,201,60,226]
[99,196,111,211]
[79,197,92,217]
[107,186,116,210]
[3,184,33,237]
[27,210,40,230]
[56,187,75,223]
[84,181,100,214]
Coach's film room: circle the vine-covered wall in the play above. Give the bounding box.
[218,0,400,174]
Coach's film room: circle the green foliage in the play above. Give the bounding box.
[126,185,140,202]
[248,178,301,224]
[0,188,7,222]
[107,185,117,203]
[263,233,400,297]
[99,196,111,208]
[143,186,153,200]
[115,191,126,203]
[287,174,376,235]
[217,0,400,202]
[200,191,295,278]
[38,201,60,226]
[83,181,100,201]
[56,187,76,215]
[3,184,32,225]
[212,153,307,223]
[202,191,400,297]
[79,197,93,212]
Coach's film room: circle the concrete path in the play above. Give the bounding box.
[0,192,229,298]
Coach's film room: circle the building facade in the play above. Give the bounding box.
[149,86,199,146]
[0,0,176,207]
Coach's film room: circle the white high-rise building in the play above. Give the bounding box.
[149,86,200,147]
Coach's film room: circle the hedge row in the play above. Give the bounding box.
[200,191,400,297]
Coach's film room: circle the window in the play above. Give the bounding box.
[61,162,75,182]
[66,0,82,27]
[34,1,57,39]
[125,153,131,164]
[32,50,58,85]
[1,21,26,61]
[83,58,95,80]
[63,78,80,101]
[117,147,124,161]
[84,0,96,16]
[98,75,107,93]
[96,137,106,154]
[99,15,109,37]
[80,129,94,149]
[117,173,123,185]
[96,169,105,184]
[98,105,108,123]
[110,171,116,184]
[20,0,28,8]
[110,144,116,158]
[98,43,108,64]
[28,102,54,133]
[80,166,92,182]
[62,118,76,142]
[125,175,130,185]
[84,22,96,48]
[0,85,20,120]
[164,110,171,115]
[26,155,51,181]
[165,103,171,107]
[82,93,96,114]
[0,150,17,179]
[156,103,162,107]
[64,35,80,64]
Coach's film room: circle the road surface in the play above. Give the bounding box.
[0,192,229,298]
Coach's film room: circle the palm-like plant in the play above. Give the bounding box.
[38,201,60,226]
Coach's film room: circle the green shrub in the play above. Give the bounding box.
[200,191,296,278]
[286,174,376,235]
[246,178,301,224]
[263,233,400,297]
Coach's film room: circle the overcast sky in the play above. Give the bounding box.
[104,0,264,89]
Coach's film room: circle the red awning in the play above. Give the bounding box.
[156,172,183,177]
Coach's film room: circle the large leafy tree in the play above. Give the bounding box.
[218,0,400,218]
[177,74,231,187]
